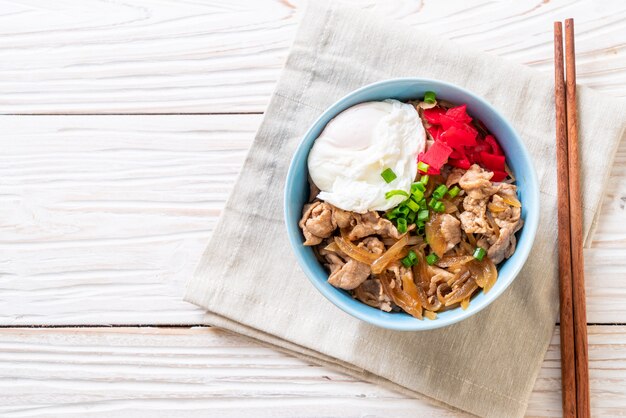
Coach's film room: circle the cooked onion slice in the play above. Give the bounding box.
[499,194,522,208]
[485,210,500,237]
[447,269,471,287]
[417,285,443,311]
[408,236,424,246]
[436,282,451,305]
[413,250,432,288]
[382,235,423,247]
[378,272,423,319]
[444,278,478,306]
[488,200,508,213]
[467,258,498,293]
[333,236,377,265]
[436,255,474,268]
[401,271,420,300]
[466,232,477,247]
[424,310,437,320]
[442,199,458,214]
[425,213,447,258]
[371,234,409,274]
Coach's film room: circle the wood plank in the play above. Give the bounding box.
[1,0,625,114]
[1,115,624,325]
[0,115,255,325]
[0,326,623,417]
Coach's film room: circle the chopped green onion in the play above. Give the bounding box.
[405,199,419,212]
[420,175,430,185]
[385,189,409,200]
[417,209,429,222]
[412,182,426,193]
[426,253,439,265]
[386,211,397,220]
[473,247,487,261]
[432,184,448,200]
[397,218,408,234]
[407,211,416,223]
[401,250,418,268]
[417,161,430,173]
[398,206,410,216]
[433,201,445,213]
[416,224,425,235]
[380,168,397,183]
[424,91,437,104]
[447,185,461,198]
[411,189,424,202]
[419,199,428,210]
[428,198,438,209]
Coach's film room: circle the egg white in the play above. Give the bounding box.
[308,99,426,213]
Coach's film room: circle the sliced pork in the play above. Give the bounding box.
[299,202,336,246]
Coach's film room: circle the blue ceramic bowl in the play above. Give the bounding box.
[284,78,539,331]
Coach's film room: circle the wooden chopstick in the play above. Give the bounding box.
[554,21,577,418]
[564,18,591,418]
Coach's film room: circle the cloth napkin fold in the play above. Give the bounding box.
[186,2,626,417]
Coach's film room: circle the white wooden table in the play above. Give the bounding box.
[1,1,625,416]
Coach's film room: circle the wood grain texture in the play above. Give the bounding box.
[0,115,255,325]
[553,21,577,417]
[0,326,624,417]
[0,115,624,325]
[564,19,591,417]
[1,0,625,113]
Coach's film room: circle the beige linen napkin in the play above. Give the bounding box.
[186,2,626,417]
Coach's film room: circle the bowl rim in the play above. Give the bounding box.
[284,77,540,331]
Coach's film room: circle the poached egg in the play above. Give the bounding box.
[308,99,426,213]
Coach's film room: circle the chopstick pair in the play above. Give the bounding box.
[554,19,590,418]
